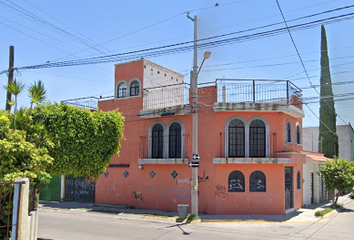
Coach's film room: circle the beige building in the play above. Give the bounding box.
[303,124,354,161]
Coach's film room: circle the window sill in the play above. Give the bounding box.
[138,158,189,164]
[213,157,291,164]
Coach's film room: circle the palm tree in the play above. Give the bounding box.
[28,80,47,115]
[4,78,25,129]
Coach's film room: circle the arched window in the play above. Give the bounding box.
[296,123,301,144]
[117,82,127,98]
[249,120,266,157]
[228,171,245,192]
[169,122,181,158]
[152,124,164,158]
[229,119,245,157]
[286,120,292,143]
[130,80,140,96]
[250,171,266,192]
[297,171,301,189]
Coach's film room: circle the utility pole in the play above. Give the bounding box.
[187,14,211,217]
[6,45,14,111]
[187,14,199,217]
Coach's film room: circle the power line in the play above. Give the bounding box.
[275,0,348,130]
[0,0,107,55]
[6,9,354,73]
[20,0,112,54]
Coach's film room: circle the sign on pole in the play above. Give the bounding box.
[188,161,199,168]
[192,154,200,161]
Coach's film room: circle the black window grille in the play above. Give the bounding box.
[296,124,301,144]
[250,170,266,192]
[228,170,245,192]
[117,82,127,98]
[229,119,245,157]
[249,120,266,157]
[286,121,292,142]
[297,171,301,189]
[169,122,181,158]
[130,80,140,96]
[152,124,164,158]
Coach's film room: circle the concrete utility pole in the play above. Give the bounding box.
[187,14,211,217]
[187,14,199,217]
[6,45,14,111]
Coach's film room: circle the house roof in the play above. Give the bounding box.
[302,150,332,163]
[305,154,330,162]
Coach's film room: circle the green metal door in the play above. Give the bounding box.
[40,175,61,201]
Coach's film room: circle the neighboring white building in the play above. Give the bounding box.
[303,124,354,161]
[302,151,329,206]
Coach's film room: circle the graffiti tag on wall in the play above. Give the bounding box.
[198,172,210,183]
[132,191,144,202]
[215,185,228,199]
[234,193,275,213]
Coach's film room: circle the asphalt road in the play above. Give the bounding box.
[38,201,354,240]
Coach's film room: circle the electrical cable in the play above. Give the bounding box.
[7,11,354,73]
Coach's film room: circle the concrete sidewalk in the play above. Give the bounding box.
[39,194,353,223]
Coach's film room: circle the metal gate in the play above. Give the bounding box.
[310,173,314,204]
[285,167,293,211]
[318,165,328,203]
[0,181,23,240]
[40,176,61,201]
[64,176,95,203]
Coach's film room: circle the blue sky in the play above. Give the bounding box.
[1,0,354,127]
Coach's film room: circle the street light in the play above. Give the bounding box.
[188,14,211,217]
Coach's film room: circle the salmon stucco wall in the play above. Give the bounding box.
[95,61,305,215]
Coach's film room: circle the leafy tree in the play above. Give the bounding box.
[28,80,47,115]
[3,79,25,129]
[318,25,338,158]
[0,110,53,185]
[0,80,124,237]
[319,159,354,206]
[0,110,53,238]
[32,103,124,180]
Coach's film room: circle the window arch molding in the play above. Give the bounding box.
[166,119,185,158]
[128,77,141,97]
[285,119,292,143]
[247,116,270,158]
[224,116,247,158]
[228,170,245,192]
[249,170,266,192]
[115,79,128,98]
[296,122,301,145]
[148,121,167,158]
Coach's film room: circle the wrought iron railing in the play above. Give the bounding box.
[139,134,190,159]
[142,83,190,110]
[0,181,25,240]
[62,96,100,110]
[216,79,302,104]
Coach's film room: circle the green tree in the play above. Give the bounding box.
[0,110,53,184]
[3,79,25,129]
[319,25,338,158]
[32,103,124,180]
[28,80,47,115]
[319,159,354,206]
[0,110,53,238]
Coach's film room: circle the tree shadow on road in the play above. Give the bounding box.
[165,223,191,235]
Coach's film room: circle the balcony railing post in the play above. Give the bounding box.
[286,80,289,103]
[253,80,256,103]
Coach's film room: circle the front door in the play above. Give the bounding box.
[285,167,293,211]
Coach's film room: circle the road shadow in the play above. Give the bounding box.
[338,207,354,213]
[39,201,94,210]
[165,223,191,235]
